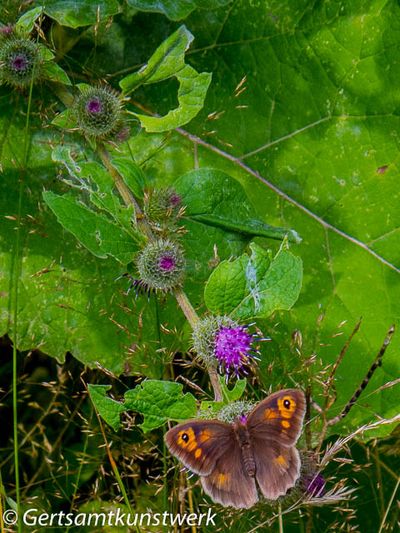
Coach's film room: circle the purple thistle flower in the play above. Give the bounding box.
[11,54,28,72]
[214,324,255,376]
[304,473,325,497]
[158,254,176,272]
[86,97,102,114]
[0,38,40,87]
[136,239,185,292]
[192,316,265,378]
[168,192,181,208]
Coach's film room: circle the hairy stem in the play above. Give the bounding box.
[174,287,199,328]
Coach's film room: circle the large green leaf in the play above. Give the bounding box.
[120,26,211,132]
[35,0,120,28]
[204,242,303,320]
[88,381,198,432]
[43,191,139,263]
[127,0,233,21]
[175,168,300,242]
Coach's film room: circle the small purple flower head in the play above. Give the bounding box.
[158,254,176,272]
[74,85,122,138]
[192,315,261,378]
[239,414,248,425]
[86,97,102,114]
[304,473,325,497]
[11,53,28,71]
[214,324,254,377]
[0,38,40,87]
[143,188,183,232]
[168,192,181,208]
[136,239,185,292]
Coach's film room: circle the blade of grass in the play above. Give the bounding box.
[378,477,400,533]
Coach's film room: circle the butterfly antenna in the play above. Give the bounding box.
[327,324,395,426]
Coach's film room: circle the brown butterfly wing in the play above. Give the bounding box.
[201,439,258,509]
[165,420,233,476]
[252,438,301,499]
[247,389,306,446]
[247,389,305,500]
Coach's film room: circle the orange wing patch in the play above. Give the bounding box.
[216,472,230,487]
[264,408,279,420]
[277,395,297,419]
[281,420,291,429]
[274,454,288,468]
[199,429,213,443]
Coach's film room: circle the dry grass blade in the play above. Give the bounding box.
[321,415,400,468]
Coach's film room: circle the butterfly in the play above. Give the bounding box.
[165,389,305,509]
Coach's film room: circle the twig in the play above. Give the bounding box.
[324,318,362,409]
[328,325,395,426]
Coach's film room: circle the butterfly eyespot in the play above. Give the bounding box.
[181,433,189,443]
[283,399,291,409]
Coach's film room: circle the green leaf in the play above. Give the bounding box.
[16,6,43,33]
[88,384,124,431]
[127,0,233,21]
[220,377,247,402]
[51,146,142,236]
[51,108,77,129]
[120,26,211,131]
[119,26,194,92]
[41,61,72,85]
[89,380,197,432]
[124,380,197,432]
[36,0,120,28]
[109,154,146,199]
[175,168,300,243]
[134,65,211,132]
[204,241,303,320]
[42,191,139,263]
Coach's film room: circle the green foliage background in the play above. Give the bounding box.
[0,1,399,532]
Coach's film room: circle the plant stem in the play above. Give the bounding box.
[0,464,5,531]
[186,480,197,533]
[278,504,284,533]
[174,287,199,328]
[208,367,223,402]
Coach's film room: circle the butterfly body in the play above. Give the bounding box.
[232,418,256,476]
[165,389,305,509]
